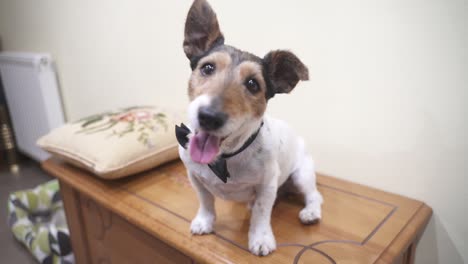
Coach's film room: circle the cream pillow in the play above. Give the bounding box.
[37,106,184,179]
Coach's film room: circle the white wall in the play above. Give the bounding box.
[0,0,466,263]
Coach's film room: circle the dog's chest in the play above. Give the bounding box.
[181,149,263,202]
[201,160,263,201]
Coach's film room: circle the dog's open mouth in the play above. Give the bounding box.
[189,131,221,164]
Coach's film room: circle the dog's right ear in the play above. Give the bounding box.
[183,0,224,61]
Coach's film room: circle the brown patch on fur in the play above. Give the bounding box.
[188,52,267,119]
[221,84,250,118]
[188,52,232,100]
[233,61,267,117]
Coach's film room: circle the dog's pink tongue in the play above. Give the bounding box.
[189,131,220,164]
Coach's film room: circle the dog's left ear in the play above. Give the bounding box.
[183,0,224,61]
[263,50,309,95]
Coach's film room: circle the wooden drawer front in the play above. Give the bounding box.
[79,195,192,264]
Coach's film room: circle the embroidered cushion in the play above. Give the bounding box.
[37,106,184,179]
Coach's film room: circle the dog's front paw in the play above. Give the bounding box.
[249,230,276,256]
[299,206,321,225]
[190,214,214,235]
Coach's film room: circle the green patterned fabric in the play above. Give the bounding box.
[8,180,74,264]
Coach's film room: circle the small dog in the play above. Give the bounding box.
[177,0,323,256]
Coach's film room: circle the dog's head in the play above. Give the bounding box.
[183,0,308,164]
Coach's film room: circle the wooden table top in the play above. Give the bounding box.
[43,159,432,264]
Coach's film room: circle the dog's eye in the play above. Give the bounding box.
[245,78,260,94]
[200,63,215,76]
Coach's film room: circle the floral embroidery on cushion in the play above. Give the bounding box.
[75,106,168,148]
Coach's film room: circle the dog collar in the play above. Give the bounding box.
[175,122,263,183]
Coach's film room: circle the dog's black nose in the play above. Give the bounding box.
[198,107,227,131]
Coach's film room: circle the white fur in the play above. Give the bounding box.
[180,109,323,256]
[188,94,211,130]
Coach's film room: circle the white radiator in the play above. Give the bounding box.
[0,52,65,161]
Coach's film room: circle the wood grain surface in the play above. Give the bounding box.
[43,159,432,264]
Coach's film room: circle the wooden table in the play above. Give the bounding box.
[42,158,432,264]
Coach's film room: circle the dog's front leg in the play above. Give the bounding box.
[248,169,279,256]
[188,171,216,235]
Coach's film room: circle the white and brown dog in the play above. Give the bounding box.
[177,0,323,256]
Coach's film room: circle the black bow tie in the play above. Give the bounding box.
[175,122,263,183]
